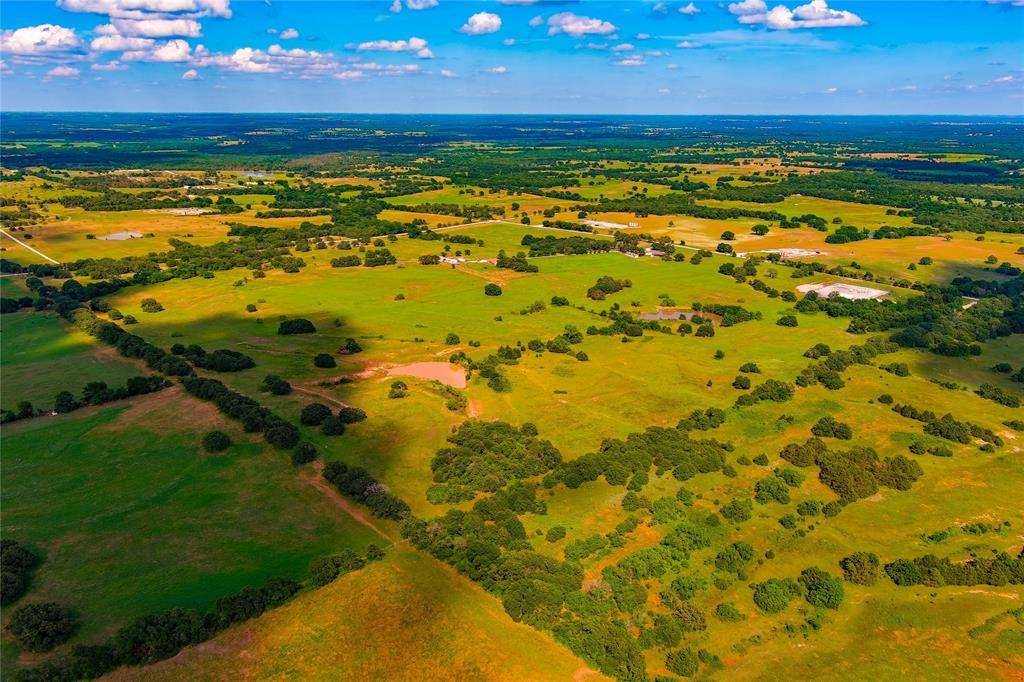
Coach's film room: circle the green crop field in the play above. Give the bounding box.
[1,114,1023,682]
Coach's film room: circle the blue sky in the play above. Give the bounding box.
[1,0,1022,113]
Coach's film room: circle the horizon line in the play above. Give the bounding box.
[3,111,1024,118]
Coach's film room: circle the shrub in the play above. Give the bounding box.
[140,298,164,313]
[313,353,337,368]
[277,318,316,335]
[798,567,845,609]
[777,315,798,327]
[484,283,502,296]
[715,603,745,622]
[261,375,292,395]
[752,578,798,614]
[341,338,363,354]
[840,552,879,585]
[720,498,752,523]
[665,648,699,677]
[811,416,853,440]
[264,423,300,449]
[301,403,332,426]
[7,602,76,652]
[338,406,368,424]
[739,362,760,373]
[291,442,318,465]
[754,476,791,505]
[0,541,40,606]
[445,333,461,345]
[546,526,567,543]
[201,430,232,453]
[732,375,751,390]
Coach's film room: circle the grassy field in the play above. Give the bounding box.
[0,311,143,408]
[2,150,1023,681]
[110,548,605,682]
[0,390,381,664]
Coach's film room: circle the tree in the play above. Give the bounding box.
[777,315,798,327]
[53,391,78,414]
[799,567,845,609]
[341,338,363,354]
[291,442,318,465]
[140,298,164,313]
[754,476,791,504]
[278,318,316,335]
[201,430,231,453]
[7,602,77,652]
[752,578,798,614]
[321,416,346,436]
[445,333,461,345]
[338,406,367,424]
[261,375,292,395]
[732,375,751,390]
[313,353,337,368]
[484,283,502,296]
[840,552,879,585]
[301,402,332,426]
[665,647,699,677]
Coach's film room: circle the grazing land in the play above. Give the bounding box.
[1,114,1023,682]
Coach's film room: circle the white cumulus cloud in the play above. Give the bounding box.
[57,0,231,19]
[679,2,701,15]
[181,67,198,79]
[279,28,299,40]
[487,64,507,73]
[107,17,202,37]
[547,12,617,37]
[729,0,865,29]
[440,68,457,77]
[1,24,81,55]
[353,36,433,58]
[461,12,502,35]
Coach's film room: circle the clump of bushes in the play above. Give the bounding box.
[261,375,292,396]
[1,540,40,606]
[313,353,337,368]
[140,298,164,313]
[840,552,879,585]
[201,430,232,453]
[278,318,316,335]
[484,283,502,296]
[6,602,77,652]
[810,416,853,440]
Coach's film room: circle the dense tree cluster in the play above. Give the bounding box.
[520,234,613,257]
[429,420,562,501]
[587,276,632,301]
[885,550,1024,587]
[544,423,729,490]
